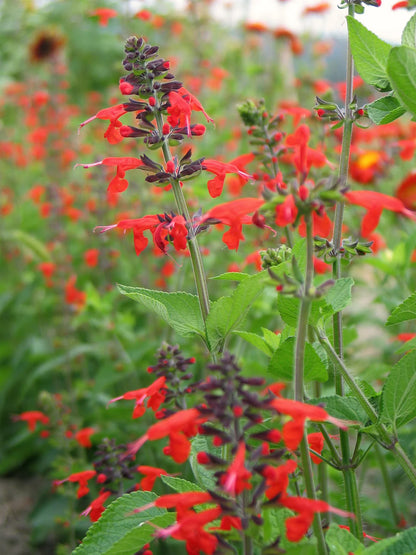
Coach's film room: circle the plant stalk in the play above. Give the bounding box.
[293,213,328,555]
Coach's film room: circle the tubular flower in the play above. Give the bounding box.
[275,195,298,227]
[127,408,205,462]
[108,376,167,419]
[81,489,112,521]
[307,432,325,464]
[13,410,49,432]
[94,213,188,257]
[262,459,298,500]
[285,125,331,177]
[153,507,221,555]
[65,275,86,309]
[202,159,252,198]
[167,87,213,137]
[136,466,169,491]
[76,157,144,194]
[56,470,97,498]
[396,171,416,210]
[200,198,265,250]
[345,190,416,237]
[280,497,354,542]
[75,427,96,448]
[269,398,351,450]
[219,442,252,496]
[79,104,128,144]
[89,8,118,26]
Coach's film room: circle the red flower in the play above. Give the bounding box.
[84,248,99,268]
[95,213,188,256]
[128,408,205,462]
[202,158,252,198]
[262,459,297,500]
[275,195,298,227]
[108,376,167,419]
[201,198,264,249]
[269,398,351,450]
[65,275,86,309]
[307,432,325,464]
[56,470,97,498]
[167,87,213,136]
[303,2,330,15]
[396,170,416,210]
[77,157,144,194]
[13,410,49,432]
[81,489,111,521]
[345,190,416,237]
[79,104,128,144]
[38,261,56,287]
[154,507,221,555]
[220,442,252,496]
[280,497,354,542]
[136,465,168,491]
[75,427,96,448]
[392,1,409,8]
[89,8,118,26]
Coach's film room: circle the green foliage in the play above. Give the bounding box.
[268,337,328,382]
[346,16,392,91]
[366,96,406,125]
[386,291,416,326]
[381,351,416,431]
[72,492,173,555]
[387,46,416,119]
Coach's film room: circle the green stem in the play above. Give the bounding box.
[375,444,401,527]
[319,332,416,489]
[293,213,328,555]
[155,111,211,324]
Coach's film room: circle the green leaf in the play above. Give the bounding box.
[310,395,368,426]
[326,523,364,555]
[347,16,392,91]
[205,271,268,352]
[261,327,282,351]
[268,337,328,382]
[395,336,416,354]
[381,350,416,430]
[365,526,416,554]
[402,12,416,48]
[189,436,220,491]
[386,291,416,326]
[325,277,354,314]
[233,330,274,356]
[210,271,250,282]
[161,475,204,493]
[277,295,299,328]
[73,491,174,555]
[117,285,205,339]
[366,96,406,125]
[0,229,50,260]
[387,46,416,118]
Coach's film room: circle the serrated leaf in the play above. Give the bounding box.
[73,491,173,555]
[205,271,268,352]
[347,16,392,90]
[386,291,416,326]
[268,337,328,382]
[277,295,299,328]
[310,395,368,426]
[387,46,416,118]
[381,350,416,430]
[161,475,204,493]
[364,526,416,554]
[326,523,364,555]
[366,96,406,125]
[325,277,354,314]
[210,271,250,281]
[233,330,274,356]
[402,12,416,48]
[117,284,205,339]
[261,327,282,351]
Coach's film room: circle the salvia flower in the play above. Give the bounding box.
[76,157,144,194]
[56,470,97,498]
[108,376,167,419]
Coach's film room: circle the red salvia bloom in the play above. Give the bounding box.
[396,170,416,210]
[84,248,99,268]
[77,157,144,194]
[262,459,298,500]
[220,442,252,496]
[275,195,298,227]
[201,198,264,250]
[79,104,128,144]
[392,1,409,8]
[108,376,167,419]
[128,408,205,462]
[13,410,49,432]
[154,506,221,555]
[202,159,252,198]
[95,214,188,256]
[56,470,97,498]
[303,2,331,15]
[269,398,351,450]
[75,427,96,448]
[136,465,169,491]
[307,432,325,464]
[65,275,86,309]
[89,8,118,26]
[280,496,354,542]
[81,489,112,521]
[177,87,213,123]
[345,190,416,237]
[38,261,56,287]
